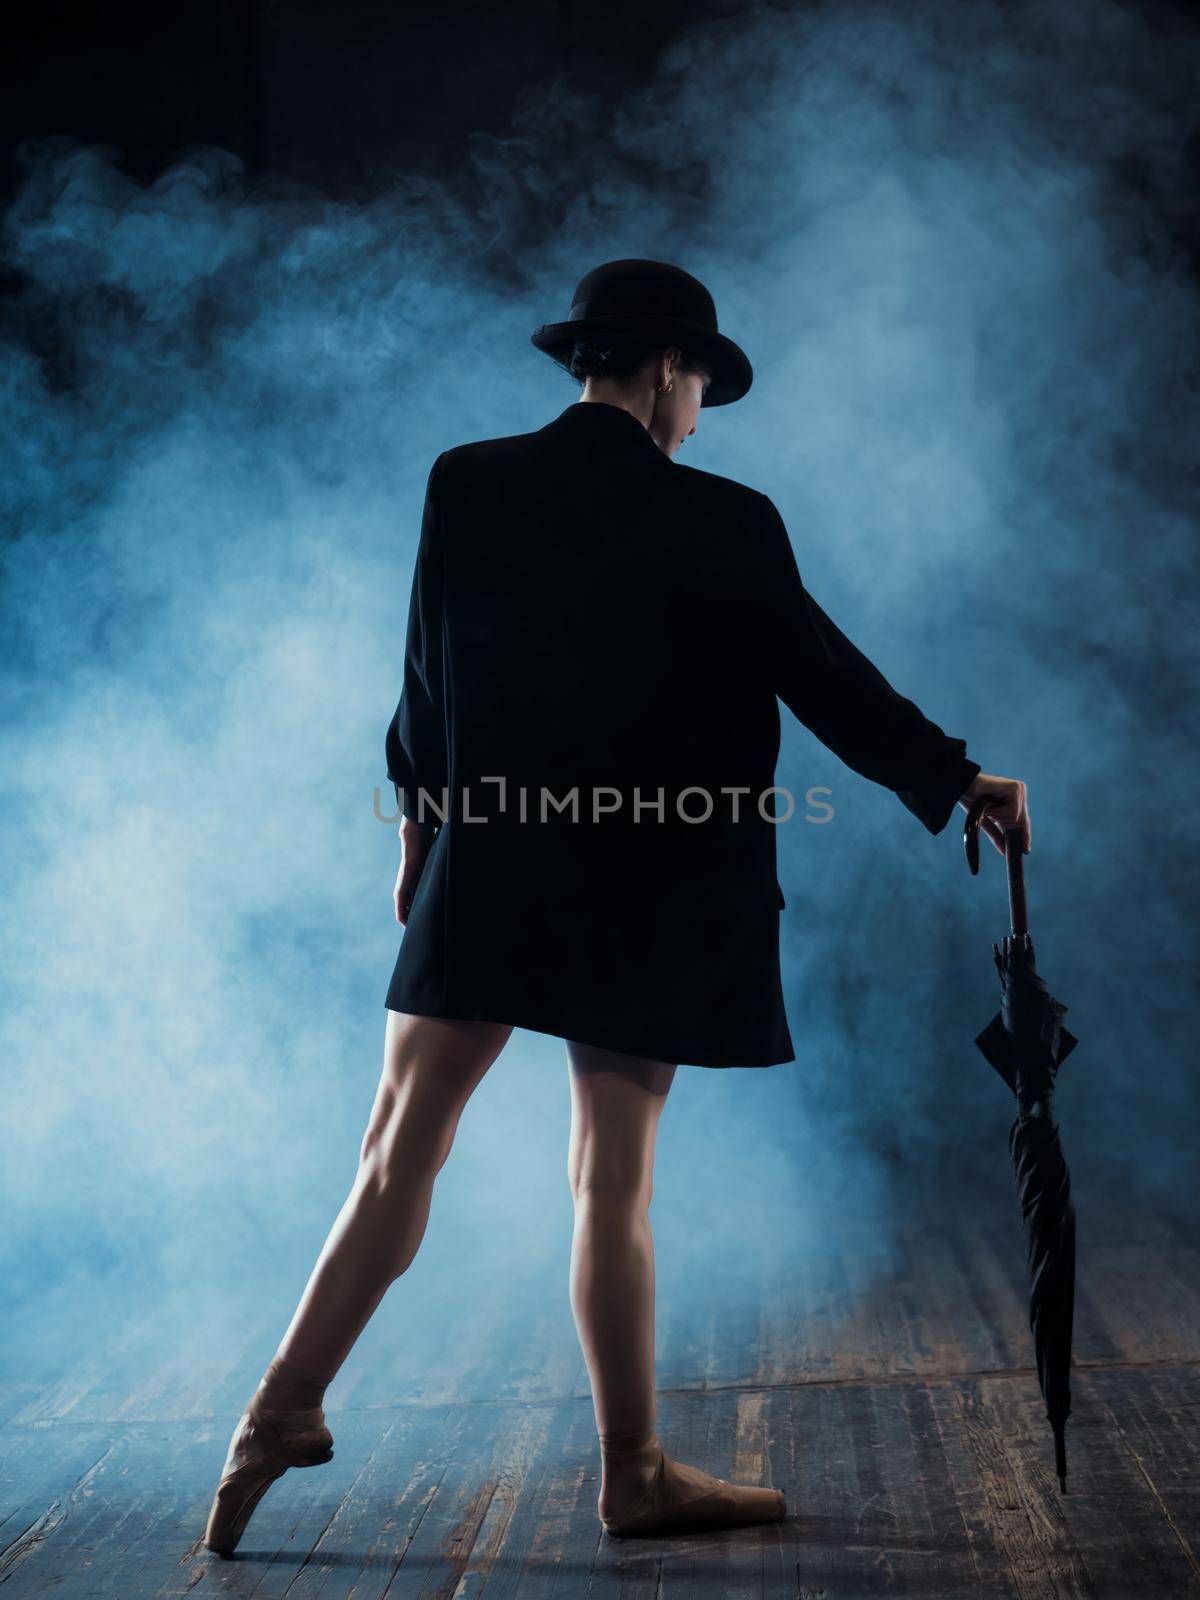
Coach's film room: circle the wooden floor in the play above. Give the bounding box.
[1,1204,1197,1598]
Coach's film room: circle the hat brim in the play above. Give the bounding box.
[530,314,752,407]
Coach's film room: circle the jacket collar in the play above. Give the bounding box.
[541,401,671,465]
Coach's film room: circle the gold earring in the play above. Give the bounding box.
[656,380,673,394]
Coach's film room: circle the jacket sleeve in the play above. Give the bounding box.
[385,453,450,825]
[758,491,981,836]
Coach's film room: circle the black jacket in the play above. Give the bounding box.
[383,399,980,1067]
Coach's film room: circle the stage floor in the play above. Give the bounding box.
[1,1203,1196,1598]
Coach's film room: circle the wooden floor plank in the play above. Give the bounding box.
[1020,1367,1200,1597]
[195,1406,464,1600]
[0,1428,127,1589]
[3,1206,1199,1597]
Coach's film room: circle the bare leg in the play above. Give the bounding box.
[566,1040,674,1440]
[204,1010,511,1555]
[565,1038,786,1537]
[274,1010,513,1382]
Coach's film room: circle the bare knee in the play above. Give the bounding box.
[568,1165,654,1213]
[566,1121,660,1212]
[359,1094,457,1183]
[567,1112,658,1209]
[359,1011,511,1180]
[358,1075,464,1184]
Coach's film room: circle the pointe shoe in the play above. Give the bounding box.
[203,1389,334,1557]
[599,1442,787,1539]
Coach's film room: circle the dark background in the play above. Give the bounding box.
[2,0,743,197]
[4,0,1200,250]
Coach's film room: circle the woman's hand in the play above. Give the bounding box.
[957,772,1031,857]
[394,817,435,924]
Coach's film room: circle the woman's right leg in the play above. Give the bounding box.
[565,1040,676,1449]
[565,1038,786,1537]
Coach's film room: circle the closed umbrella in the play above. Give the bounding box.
[965,797,1080,1493]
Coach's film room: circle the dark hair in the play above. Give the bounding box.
[566,336,705,386]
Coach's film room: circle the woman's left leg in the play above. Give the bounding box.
[271,1010,513,1382]
[204,1010,511,1555]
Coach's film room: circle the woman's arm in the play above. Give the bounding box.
[385,452,450,827]
[758,491,982,837]
[386,454,450,922]
[394,815,435,925]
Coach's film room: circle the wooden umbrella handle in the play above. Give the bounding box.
[963,795,1029,938]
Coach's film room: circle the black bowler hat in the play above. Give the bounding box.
[530,258,753,407]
